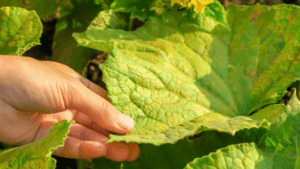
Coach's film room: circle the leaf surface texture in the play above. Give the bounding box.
[74,4,300,145]
[0,7,42,55]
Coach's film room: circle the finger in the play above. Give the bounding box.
[74,112,110,136]
[67,80,134,134]
[53,136,132,160]
[127,143,140,161]
[67,123,108,143]
[105,142,130,161]
[68,120,140,161]
[53,136,107,159]
[41,61,109,101]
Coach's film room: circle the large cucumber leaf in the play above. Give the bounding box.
[92,97,285,169]
[0,120,73,169]
[74,4,300,145]
[0,6,42,55]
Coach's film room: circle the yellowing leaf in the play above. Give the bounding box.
[171,0,213,14]
[74,4,300,145]
[0,7,42,55]
[0,120,73,169]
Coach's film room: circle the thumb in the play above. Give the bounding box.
[67,80,134,134]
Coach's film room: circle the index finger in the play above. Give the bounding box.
[67,80,134,134]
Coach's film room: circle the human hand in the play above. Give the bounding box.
[0,55,140,161]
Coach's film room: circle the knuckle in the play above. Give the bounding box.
[99,100,110,115]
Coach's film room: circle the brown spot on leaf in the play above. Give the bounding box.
[251,11,257,22]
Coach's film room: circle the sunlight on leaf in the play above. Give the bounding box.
[74,4,300,145]
[171,0,213,14]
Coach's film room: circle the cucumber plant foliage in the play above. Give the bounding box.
[1,0,300,168]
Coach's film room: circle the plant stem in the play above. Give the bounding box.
[128,17,134,31]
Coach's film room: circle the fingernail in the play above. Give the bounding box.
[117,113,134,131]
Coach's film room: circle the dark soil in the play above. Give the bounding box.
[84,52,109,90]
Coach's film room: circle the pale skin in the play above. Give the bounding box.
[0,55,140,161]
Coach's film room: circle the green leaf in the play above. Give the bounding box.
[190,100,300,169]
[110,0,156,20]
[73,4,300,145]
[257,101,300,168]
[0,0,71,19]
[190,95,300,169]
[0,120,73,169]
[184,142,266,169]
[0,6,42,55]
[286,89,300,114]
[186,124,300,169]
[87,10,129,31]
[202,0,227,26]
